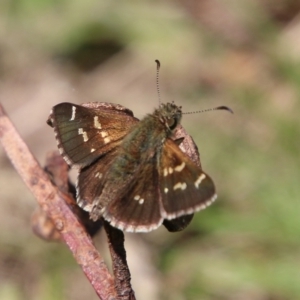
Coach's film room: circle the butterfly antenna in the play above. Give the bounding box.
[155,59,161,105]
[183,105,234,115]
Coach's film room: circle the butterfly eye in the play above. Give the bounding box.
[167,117,177,130]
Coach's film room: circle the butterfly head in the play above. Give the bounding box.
[157,102,182,131]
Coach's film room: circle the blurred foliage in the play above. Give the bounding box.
[1,0,300,300]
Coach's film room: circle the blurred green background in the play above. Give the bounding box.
[1,0,300,299]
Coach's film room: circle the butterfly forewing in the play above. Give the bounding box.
[159,139,216,219]
[49,103,138,167]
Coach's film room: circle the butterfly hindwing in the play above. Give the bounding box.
[48,102,138,167]
[76,148,119,212]
[101,158,163,232]
[159,139,216,219]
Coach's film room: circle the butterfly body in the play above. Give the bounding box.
[48,101,217,232]
[100,103,180,191]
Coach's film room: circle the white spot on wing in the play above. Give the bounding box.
[195,174,206,189]
[104,137,111,144]
[139,198,144,205]
[95,172,102,179]
[164,187,168,194]
[91,148,95,152]
[101,131,108,138]
[168,167,173,174]
[100,131,111,144]
[83,132,88,142]
[94,116,102,129]
[70,106,76,121]
[78,128,89,142]
[134,195,140,200]
[174,162,185,172]
[173,182,187,190]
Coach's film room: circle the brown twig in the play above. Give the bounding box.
[104,222,136,300]
[0,103,117,300]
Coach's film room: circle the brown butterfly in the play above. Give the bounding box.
[48,61,231,232]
